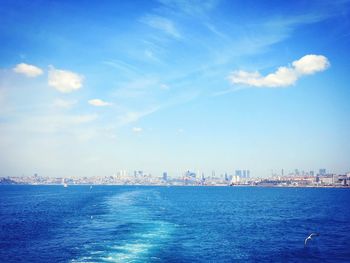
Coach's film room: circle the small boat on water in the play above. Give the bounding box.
[63,183,68,188]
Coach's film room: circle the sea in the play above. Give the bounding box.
[0,185,349,262]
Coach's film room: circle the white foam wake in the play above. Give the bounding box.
[72,189,175,263]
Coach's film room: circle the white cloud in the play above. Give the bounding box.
[53,99,77,109]
[132,127,143,133]
[228,54,329,88]
[230,67,298,87]
[141,15,181,38]
[88,99,111,107]
[13,63,43,77]
[48,66,83,93]
[292,54,330,75]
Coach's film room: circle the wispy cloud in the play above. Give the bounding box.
[158,0,219,16]
[13,63,43,77]
[205,23,229,40]
[160,83,170,90]
[113,77,160,99]
[117,107,160,126]
[263,13,331,31]
[48,66,84,93]
[62,114,98,124]
[144,49,162,63]
[203,13,333,67]
[102,60,141,75]
[228,54,330,88]
[1,113,98,134]
[88,99,112,107]
[53,99,77,109]
[141,15,181,39]
[132,127,143,133]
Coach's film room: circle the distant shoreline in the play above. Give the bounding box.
[0,184,349,189]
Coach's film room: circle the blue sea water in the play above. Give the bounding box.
[0,186,350,262]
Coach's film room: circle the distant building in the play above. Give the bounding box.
[184,170,196,179]
[231,175,240,185]
[162,172,168,181]
[320,174,333,185]
[234,169,250,179]
[224,173,229,181]
[118,170,128,177]
[319,169,326,176]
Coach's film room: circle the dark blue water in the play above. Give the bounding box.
[1,186,350,262]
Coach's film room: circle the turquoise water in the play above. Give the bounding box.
[0,185,350,262]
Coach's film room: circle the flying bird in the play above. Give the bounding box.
[304,233,319,246]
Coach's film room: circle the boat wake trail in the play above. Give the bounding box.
[72,189,174,263]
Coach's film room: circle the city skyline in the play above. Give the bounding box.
[1,0,350,178]
[2,167,349,188]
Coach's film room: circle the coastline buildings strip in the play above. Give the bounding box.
[1,169,350,187]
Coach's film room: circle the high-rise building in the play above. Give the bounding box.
[247,170,250,178]
[235,170,242,177]
[319,169,326,176]
[162,172,168,181]
[118,170,128,177]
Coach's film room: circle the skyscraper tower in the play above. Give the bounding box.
[235,170,242,177]
[162,172,168,181]
[319,169,326,176]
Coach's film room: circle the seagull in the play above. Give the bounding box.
[304,233,319,246]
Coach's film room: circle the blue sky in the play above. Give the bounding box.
[0,0,349,178]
